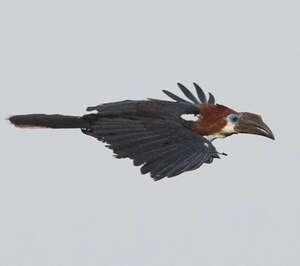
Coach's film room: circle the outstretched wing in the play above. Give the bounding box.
[83,100,222,180]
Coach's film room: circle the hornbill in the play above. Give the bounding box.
[9,83,275,181]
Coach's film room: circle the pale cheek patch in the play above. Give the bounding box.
[205,134,225,141]
[222,120,236,134]
[180,114,198,122]
[206,121,236,141]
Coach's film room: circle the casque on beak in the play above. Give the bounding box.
[234,112,275,140]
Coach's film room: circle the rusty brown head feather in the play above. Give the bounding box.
[162,84,274,141]
[192,104,274,140]
[192,104,238,138]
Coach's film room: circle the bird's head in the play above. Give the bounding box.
[193,104,275,141]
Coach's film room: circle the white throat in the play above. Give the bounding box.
[205,120,236,141]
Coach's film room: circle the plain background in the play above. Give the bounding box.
[1,0,299,265]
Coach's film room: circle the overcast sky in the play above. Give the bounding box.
[1,0,300,265]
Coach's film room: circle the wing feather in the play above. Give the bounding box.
[208,92,216,104]
[86,116,220,180]
[193,83,207,103]
[177,83,200,104]
[162,90,190,104]
[83,86,221,180]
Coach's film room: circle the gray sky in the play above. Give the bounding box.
[1,0,299,265]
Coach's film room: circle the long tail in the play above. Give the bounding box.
[8,114,90,129]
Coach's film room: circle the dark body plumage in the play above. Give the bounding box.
[82,100,222,180]
[9,83,274,181]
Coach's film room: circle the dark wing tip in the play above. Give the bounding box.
[163,83,216,106]
[162,89,190,103]
[207,92,216,104]
[193,82,208,103]
[87,106,97,111]
[177,83,199,104]
[152,175,165,181]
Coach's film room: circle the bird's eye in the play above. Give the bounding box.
[227,114,239,123]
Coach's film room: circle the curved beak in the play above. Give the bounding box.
[234,112,275,140]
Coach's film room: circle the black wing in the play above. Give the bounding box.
[83,99,222,181]
[162,83,216,106]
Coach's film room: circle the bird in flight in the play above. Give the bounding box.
[9,83,274,181]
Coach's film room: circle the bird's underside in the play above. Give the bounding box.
[81,83,226,180]
[9,83,274,181]
[82,101,223,180]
